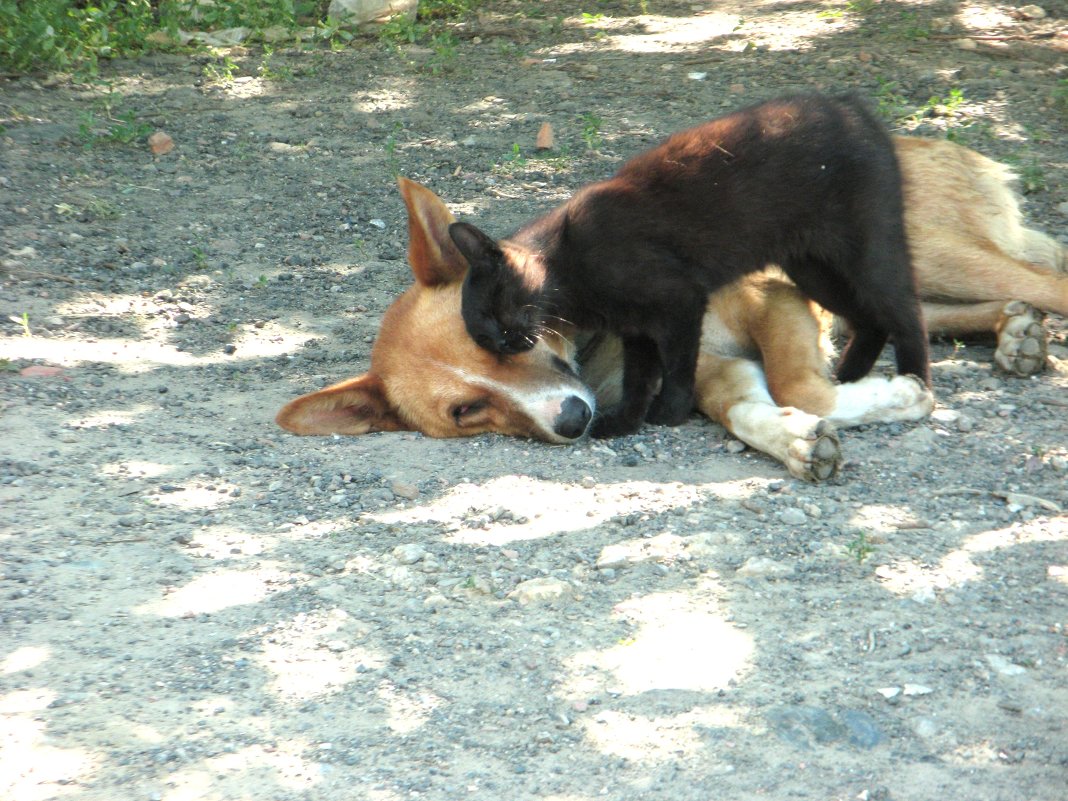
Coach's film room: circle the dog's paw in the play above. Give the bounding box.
[995,301,1047,376]
[783,416,842,483]
[828,374,934,427]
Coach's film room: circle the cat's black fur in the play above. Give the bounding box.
[450,93,930,437]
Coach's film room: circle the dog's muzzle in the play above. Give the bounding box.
[553,395,593,440]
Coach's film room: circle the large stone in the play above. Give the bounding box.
[508,577,571,604]
[329,0,417,23]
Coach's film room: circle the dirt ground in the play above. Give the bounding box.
[2,1,1067,799]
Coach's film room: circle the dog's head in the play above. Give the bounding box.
[450,220,547,357]
[275,178,595,443]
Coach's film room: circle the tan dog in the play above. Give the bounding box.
[276,137,1066,481]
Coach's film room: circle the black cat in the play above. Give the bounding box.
[451,93,929,437]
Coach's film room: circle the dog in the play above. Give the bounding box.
[275,137,1066,482]
[451,94,930,438]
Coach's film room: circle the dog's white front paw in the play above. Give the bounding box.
[829,374,934,427]
[995,301,1047,376]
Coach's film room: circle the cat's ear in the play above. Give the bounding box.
[449,222,504,274]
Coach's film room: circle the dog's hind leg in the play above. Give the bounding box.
[782,253,929,385]
[915,238,1068,316]
[923,300,1048,376]
[695,353,842,482]
[747,279,934,429]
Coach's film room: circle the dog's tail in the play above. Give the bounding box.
[977,153,1066,273]
[1017,228,1067,274]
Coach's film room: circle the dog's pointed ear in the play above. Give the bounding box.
[276,373,409,435]
[449,222,503,276]
[397,177,469,287]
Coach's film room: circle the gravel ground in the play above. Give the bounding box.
[2,2,1067,800]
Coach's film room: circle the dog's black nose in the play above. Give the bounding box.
[553,395,592,440]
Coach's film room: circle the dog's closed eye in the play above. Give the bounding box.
[451,400,489,425]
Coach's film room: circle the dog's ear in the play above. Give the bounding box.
[397,177,469,287]
[276,373,409,435]
[449,222,503,277]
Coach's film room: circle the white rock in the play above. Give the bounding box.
[910,586,936,604]
[423,592,449,611]
[736,556,792,578]
[595,545,630,570]
[900,426,937,453]
[877,687,901,699]
[902,683,933,696]
[1019,5,1047,19]
[509,577,571,604]
[912,717,939,738]
[329,0,417,23]
[986,653,1027,676]
[392,543,426,565]
[931,408,960,424]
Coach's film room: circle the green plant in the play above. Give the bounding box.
[920,87,966,118]
[8,311,31,337]
[191,246,209,270]
[424,31,459,75]
[203,56,239,84]
[77,107,151,148]
[0,0,152,74]
[384,123,404,176]
[878,9,931,41]
[873,79,909,123]
[846,0,876,13]
[108,110,151,143]
[845,532,875,564]
[422,0,479,19]
[316,15,355,50]
[580,12,605,24]
[1016,159,1047,194]
[54,197,118,220]
[258,48,293,81]
[496,41,521,58]
[75,85,151,148]
[503,142,526,166]
[1050,79,1068,116]
[0,0,340,75]
[379,14,423,46]
[580,112,603,151]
